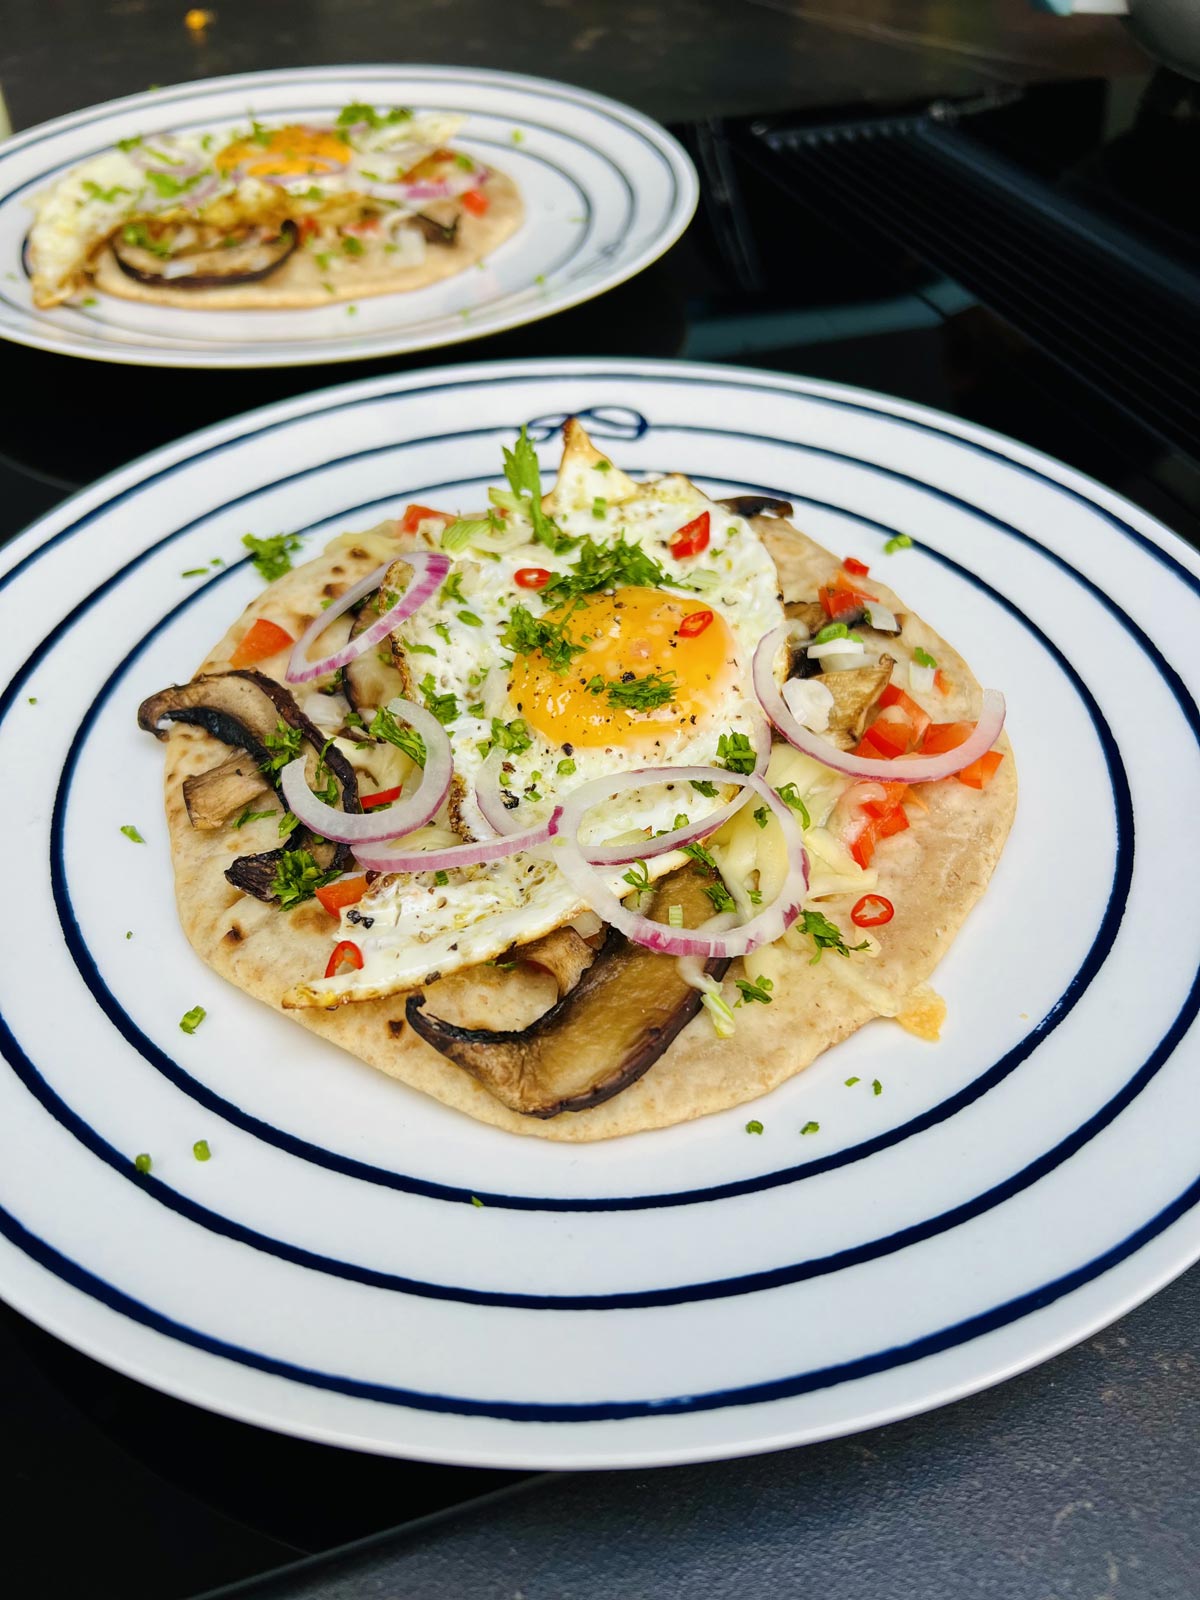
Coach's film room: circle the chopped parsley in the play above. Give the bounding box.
[605,670,676,712]
[263,720,303,772]
[121,220,171,258]
[873,1078,883,1096]
[682,840,718,873]
[369,706,426,766]
[799,909,869,963]
[336,102,412,128]
[703,879,737,914]
[499,604,584,673]
[341,234,365,256]
[716,730,756,775]
[242,531,302,582]
[753,805,769,829]
[845,1077,861,1087]
[181,567,208,578]
[116,135,143,152]
[690,779,719,798]
[441,571,467,604]
[271,849,341,909]
[134,1152,152,1174]
[145,168,203,199]
[193,1139,212,1161]
[277,809,298,836]
[458,610,483,627]
[179,1005,206,1034]
[775,783,811,829]
[801,1120,820,1135]
[120,824,145,844]
[470,1194,485,1208]
[913,646,937,668]
[745,1120,764,1135]
[408,642,437,657]
[82,180,131,203]
[539,533,667,606]
[735,976,774,1005]
[621,859,652,893]
[419,673,459,725]
[499,428,575,553]
[434,622,452,644]
[884,534,913,553]
[233,805,277,828]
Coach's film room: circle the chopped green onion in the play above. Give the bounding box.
[193,1139,211,1162]
[883,534,913,553]
[700,981,736,1039]
[134,1152,152,1174]
[667,903,684,928]
[470,1194,484,1208]
[179,1005,206,1035]
[120,825,145,844]
[913,646,937,668]
[801,1120,820,1135]
[745,1120,764,1135]
[440,517,492,553]
[872,1078,883,1096]
[844,1076,860,1087]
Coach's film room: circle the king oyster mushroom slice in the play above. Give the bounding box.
[112,220,299,288]
[137,669,361,900]
[406,868,731,1118]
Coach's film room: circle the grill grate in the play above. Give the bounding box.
[748,113,1200,459]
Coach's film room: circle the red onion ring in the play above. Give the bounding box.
[278,700,451,844]
[752,625,1006,782]
[286,550,449,685]
[353,807,561,874]
[547,768,808,959]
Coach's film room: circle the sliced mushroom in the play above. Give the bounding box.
[344,603,407,716]
[137,669,361,900]
[406,868,730,1117]
[411,210,461,248]
[823,655,895,742]
[113,221,298,288]
[515,927,597,997]
[718,495,794,520]
[182,753,271,829]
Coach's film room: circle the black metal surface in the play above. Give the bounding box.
[2,38,1199,1600]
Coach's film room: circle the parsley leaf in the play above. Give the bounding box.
[753,805,769,829]
[690,779,718,797]
[419,673,459,725]
[82,180,131,204]
[682,840,718,873]
[233,806,277,828]
[704,880,737,914]
[501,428,574,552]
[605,670,676,712]
[271,849,341,910]
[621,860,652,893]
[262,720,304,773]
[369,706,426,766]
[145,168,202,199]
[539,533,668,606]
[775,783,812,829]
[242,531,302,582]
[499,604,584,673]
[799,909,869,963]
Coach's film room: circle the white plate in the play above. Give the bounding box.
[1,359,1198,1470]
[0,67,696,369]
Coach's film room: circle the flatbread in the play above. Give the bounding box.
[89,171,523,310]
[147,460,1016,1142]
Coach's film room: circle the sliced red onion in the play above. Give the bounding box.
[279,700,451,844]
[546,768,808,959]
[180,173,223,210]
[353,807,561,874]
[753,625,1005,781]
[286,550,449,685]
[361,170,482,204]
[259,158,348,187]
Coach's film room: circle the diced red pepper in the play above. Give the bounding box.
[324,940,364,979]
[400,504,451,535]
[514,567,551,589]
[842,557,870,577]
[360,786,402,810]
[860,780,909,818]
[851,893,895,928]
[875,805,910,840]
[818,585,866,621]
[857,717,910,760]
[956,750,1005,789]
[920,720,974,755]
[461,188,489,216]
[935,669,952,695]
[677,608,714,638]
[669,511,710,558]
[314,875,369,916]
[878,684,931,745]
[230,617,295,669]
[298,215,320,239]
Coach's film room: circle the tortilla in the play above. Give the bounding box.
[143,438,1016,1142]
[89,171,523,310]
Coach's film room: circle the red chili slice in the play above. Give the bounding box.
[842,557,870,577]
[669,511,710,558]
[514,567,551,589]
[461,188,489,216]
[360,785,402,810]
[851,894,895,928]
[324,940,364,979]
[677,608,714,638]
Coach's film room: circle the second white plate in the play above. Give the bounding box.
[0,66,697,368]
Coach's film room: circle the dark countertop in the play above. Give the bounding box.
[2,6,1197,1600]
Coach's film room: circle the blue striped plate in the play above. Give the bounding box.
[0,67,696,368]
[0,359,1196,1468]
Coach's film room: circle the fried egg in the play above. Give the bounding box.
[285,471,785,1008]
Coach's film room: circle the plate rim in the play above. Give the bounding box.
[1,355,1198,1469]
[0,64,699,370]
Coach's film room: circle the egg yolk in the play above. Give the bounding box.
[509,588,737,750]
[215,125,351,179]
